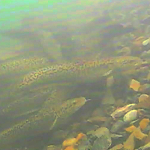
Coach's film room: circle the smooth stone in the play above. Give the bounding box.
[123,110,137,122]
[92,127,112,150]
[111,120,127,133]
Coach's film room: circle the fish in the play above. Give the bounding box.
[18,56,143,89]
[0,56,51,93]
[0,83,75,119]
[0,56,48,75]
[0,93,87,148]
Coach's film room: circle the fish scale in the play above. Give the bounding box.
[0,56,143,149]
[19,56,143,88]
[0,56,48,75]
[0,83,73,119]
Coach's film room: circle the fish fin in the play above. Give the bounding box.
[103,70,113,77]
[50,117,58,130]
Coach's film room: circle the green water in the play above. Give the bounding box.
[0,0,150,149]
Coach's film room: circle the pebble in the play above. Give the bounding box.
[138,94,149,102]
[136,142,150,150]
[123,110,138,122]
[92,127,112,150]
[111,104,136,119]
[111,120,127,133]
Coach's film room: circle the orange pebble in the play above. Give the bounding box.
[130,79,140,91]
[139,118,150,130]
[124,133,135,150]
[125,125,136,133]
[64,146,76,150]
[76,133,85,141]
[62,138,77,147]
[133,127,147,140]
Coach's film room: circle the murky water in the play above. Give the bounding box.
[0,0,150,149]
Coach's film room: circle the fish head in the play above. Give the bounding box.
[61,97,86,117]
[70,97,86,111]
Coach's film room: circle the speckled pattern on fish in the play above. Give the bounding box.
[0,56,48,74]
[0,89,86,147]
[19,56,142,88]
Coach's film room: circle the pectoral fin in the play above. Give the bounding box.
[50,117,58,130]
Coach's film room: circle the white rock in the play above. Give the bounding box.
[111,104,136,119]
[123,110,137,122]
[142,38,150,46]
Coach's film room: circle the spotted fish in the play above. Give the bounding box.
[0,90,86,148]
[19,56,143,88]
[0,83,75,119]
[0,56,48,75]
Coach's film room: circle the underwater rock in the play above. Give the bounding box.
[124,133,135,150]
[123,110,138,122]
[137,142,150,150]
[62,138,77,148]
[125,125,137,133]
[87,116,107,124]
[110,133,123,139]
[141,50,150,59]
[75,134,90,150]
[130,79,141,92]
[111,104,136,120]
[133,36,145,47]
[92,127,111,150]
[62,133,85,149]
[46,145,61,150]
[139,118,150,130]
[109,144,123,150]
[111,120,127,133]
[142,38,150,46]
[133,127,147,140]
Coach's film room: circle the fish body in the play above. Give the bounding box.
[0,56,143,148]
[0,56,48,75]
[19,56,143,89]
[0,91,86,148]
[0,83,75,120]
